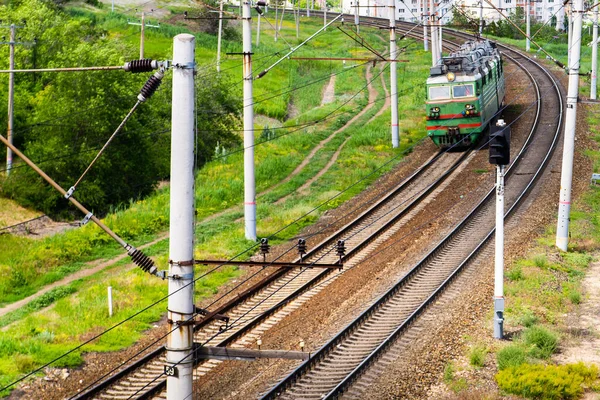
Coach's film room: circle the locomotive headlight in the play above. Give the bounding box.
[465,104,475,110]
[432,107,440,113]
[446,72,456,82]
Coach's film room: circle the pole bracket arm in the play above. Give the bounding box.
[80,212,93,226]
[173,61,196,70]
[169,259,195,266]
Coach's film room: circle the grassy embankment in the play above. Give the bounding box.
[0,8,433,395]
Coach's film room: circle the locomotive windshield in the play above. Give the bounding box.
[428,86,451,100]
[452,84,475,98]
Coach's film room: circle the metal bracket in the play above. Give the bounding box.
[173,61,196,70]
[168,272,194,280]
[80,212,93,226]
[168,318,195,327]
[64,186,75,199]
[169,259,195,266]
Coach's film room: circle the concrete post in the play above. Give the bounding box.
[217,0,224,72]
[6,24,14,176]
[355,0,360,32]
[430,0,438,66]
[390,0,399,148]
[556,0,584,251]
[526,1,531,52]
[140,12,145,59]
[592,6,598,99]
[423,14,429,51]
[243,1,257,241]
[479,0,483,36]
[166,33,196,400]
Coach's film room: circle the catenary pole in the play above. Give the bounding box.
[296,1,300,38]
[275,1,279,42]
[479,0,483,35]
[568,8,573,66]
[324,3,327,28]
[218,0,224,71]
[6,24,14,176]
[257,12,262,46]
[166,33,195,400]
[307,0,310,18]
[556,0,584,251]
[430,0,438,65]
[438,17,442,55]
[243,1,257,241]
[355,0,360,32]
[140,12,145,59]
[423,13,429,51]
[526,1,531,51]
[389,0,399,148]
[592,5,598,99]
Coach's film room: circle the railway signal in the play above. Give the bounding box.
[489,119,510,339]
[489,120,510,166]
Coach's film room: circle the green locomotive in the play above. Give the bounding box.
[425,40,505,148]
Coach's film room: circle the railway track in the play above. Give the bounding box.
[259,21,564,400]
[74,144,471,397]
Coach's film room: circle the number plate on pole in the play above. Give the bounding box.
[164,365,178,377]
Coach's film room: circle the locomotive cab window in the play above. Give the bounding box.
[452,84,474,98]
[428,86,451,100]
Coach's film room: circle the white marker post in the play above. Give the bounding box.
[243,1,257,241]
[108,286,113,317]
[389,0,399,148]
[526,1,531,52]
[592,6,598,100]
[166,33,196,400]
[556,0,584,251]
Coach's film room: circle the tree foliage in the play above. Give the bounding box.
[0,0,241,218]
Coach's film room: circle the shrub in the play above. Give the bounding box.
[519,311,538,328]
[469,344,488,368]
[444,362,455,383]
[523,326,558,359]
[496,363,598,400]
[497,344,527,370]
[568,290,582,305]
[506,265,524,281]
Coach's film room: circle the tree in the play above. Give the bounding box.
[0,0,241,218]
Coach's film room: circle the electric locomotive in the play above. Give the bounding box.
[425,40,505,148]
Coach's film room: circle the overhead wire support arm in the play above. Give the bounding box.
[254,13,344,79]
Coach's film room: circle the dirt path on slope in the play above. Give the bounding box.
[368,54,391,125]
[321,75,336,106]
[275,64,380,205]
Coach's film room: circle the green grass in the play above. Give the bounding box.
[469,344,488,368]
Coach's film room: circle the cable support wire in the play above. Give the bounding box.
[65,70,164,200]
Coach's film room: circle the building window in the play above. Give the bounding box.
[412,8,417,13]
[399,8,405,13]
[536,7,541,12]
[548,7,553,11]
